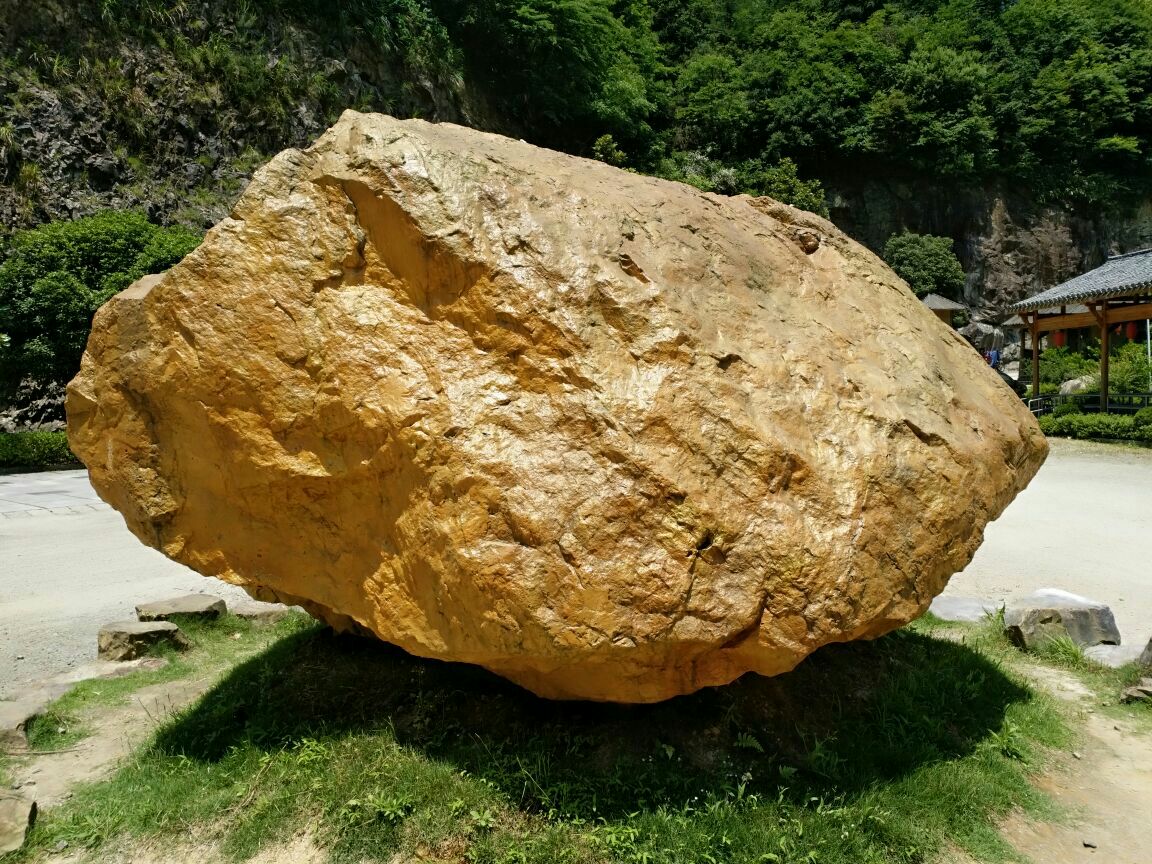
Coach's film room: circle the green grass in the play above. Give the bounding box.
[18,613,312,754]
[931,612,1152,732]
[10,614,1075,864]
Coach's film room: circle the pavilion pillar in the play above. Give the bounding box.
[1099,301,1110,412]
[1029,313,1040,399]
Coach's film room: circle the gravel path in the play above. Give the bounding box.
[945,437,1152,649]
[3,440,1150,697]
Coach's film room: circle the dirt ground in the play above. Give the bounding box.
[995,666,1152,864]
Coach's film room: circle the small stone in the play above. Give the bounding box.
[1120,684,1152,704]
[14,655,23,661]
[51,839,68,853]
[0,795,37,854]
[230,603,294,626]
[1083,840,1097,849]
[97,621,190,661]
[0,696,53,753]
[1004,589,1121,650]
[928,596,1002,623]
[135,594,226,622]
[1084,644,1144,668]
[1072,751,1082,759]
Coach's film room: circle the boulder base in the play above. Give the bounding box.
[1004,589,1121,650]
[67,112,1047,702]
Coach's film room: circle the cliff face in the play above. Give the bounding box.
[829,180,1152,319]
[4,2,1150,318]
[0,0,493,232]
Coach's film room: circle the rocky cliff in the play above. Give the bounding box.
[830,179,1152,321]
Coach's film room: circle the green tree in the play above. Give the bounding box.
[0,211,200,392]
[430,0,657,148]
[882,231,965,297]
[739,157,828,215]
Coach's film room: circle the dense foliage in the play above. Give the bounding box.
[643,0,1152,206]
[1038,342,1152,394]
[1038,345,1098,391]
[0,211,200,391]
[0,431,76,468]
[1038,411,1152,442]
[883,232,966,297]
[8,0,1151,223]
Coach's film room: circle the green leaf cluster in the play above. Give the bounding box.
[0,430,77,468]
[1037,411,1152,442]
[882,232,965,297]
[646,0,1152,206]
[0,211,200,391]
[1038,346,1098,388]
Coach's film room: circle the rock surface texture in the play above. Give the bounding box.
[67,112,1047,702]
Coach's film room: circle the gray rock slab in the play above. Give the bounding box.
[97,620,189,662]
[929,596,1002,623]
[1120,680,1152,704]
[0,696,51,753]
[0,795,36,854]
[47,657,169,687]
[1140,637,1152,668]
[231,600,299,625]
[1084,643,1145,669]
[1004,588,1121,650]
[0,658,169,752]
[136,594,226,622]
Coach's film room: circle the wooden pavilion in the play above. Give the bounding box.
[921,292,966,326]
[1010,248,1152,408]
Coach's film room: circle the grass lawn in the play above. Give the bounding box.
[8,611,1147,864]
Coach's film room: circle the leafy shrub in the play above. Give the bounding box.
[882,232,965,298]
[0,431,77,468]
[0,211,200,393]
[738,157,828,216]
[1107,342,1152,393]
[1134,406,1152,428]
[1039,346,1097,389]
[1051,401,1083,417]
[1037,412,1152,442]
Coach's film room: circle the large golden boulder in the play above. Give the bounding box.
[67,112,1046,702]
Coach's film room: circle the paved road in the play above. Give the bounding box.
[946,437,1152,650]
[0,471,257,697]
[2,441,1150,696]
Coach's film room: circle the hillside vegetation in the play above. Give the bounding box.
[3,0,1150,230]
[2,0,1152,400]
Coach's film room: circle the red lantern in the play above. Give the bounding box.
[1052,330,1066,348]
[1127,321,1139,340]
